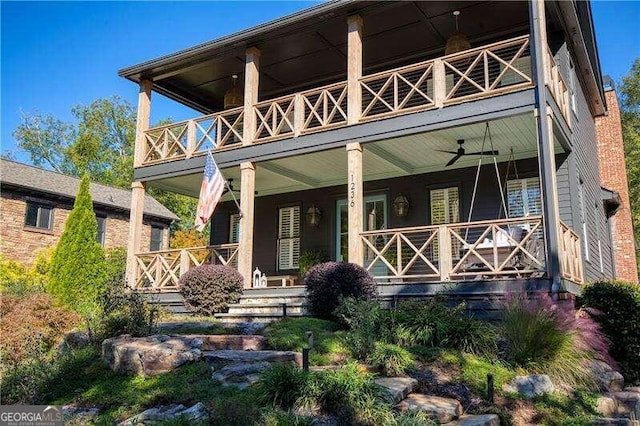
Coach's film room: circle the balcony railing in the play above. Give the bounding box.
[560,221,584,284]
[130,244,239,291]
[139,35,536,166]
[545,46,571,126]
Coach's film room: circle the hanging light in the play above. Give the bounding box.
[306,205,322,228]
[224,74,243,109]
[393,193,409,218]
[445,11,471,55]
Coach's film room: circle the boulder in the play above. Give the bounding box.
[503,375,554,399]
[102,335,202,376]
[118,403,209,425]
[625,387,640,394]
[189,334,266,351]
[375,377,418,404]
[593,418,637,426]
[62,405,99,424]
[396,393,463,423]
[596,396,619,417]
[590,360,625,391]
[443,414,500,426]
[203,349,302,366]
[606,391,640,419]
[212,361,272,382]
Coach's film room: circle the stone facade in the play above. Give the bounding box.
[595,88,639,283]
[0,190,170,266]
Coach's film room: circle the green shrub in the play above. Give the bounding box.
[390,410,437,426]
[298,250,328,283]
[305,262,377,319]
[179,264,243,315]
[256,363,311,410]
[0,250,52,294]
[48,174,106,317]
[260,409,312,426]
[335,299,388,359]
[580,280,640,384]
[367,342,414,376]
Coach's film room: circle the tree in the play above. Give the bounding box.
[11,96,198,229]
[620,59,640,266]
[48,175,106,318]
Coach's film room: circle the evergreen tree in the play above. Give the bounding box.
[48,174,106,317]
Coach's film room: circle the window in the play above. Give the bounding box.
[578,181,590,262]
[150,226,164,251]
[229,214,240,243]
[278,206,300,270]
[507,178,542,218]
[568,57,577,114]
[430,187,460,258]
[96,216,106,246]
[24,201,53,230]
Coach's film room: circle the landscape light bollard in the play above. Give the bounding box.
[487,373,495,404]
[282,303,287,318]
[302,331,314,372]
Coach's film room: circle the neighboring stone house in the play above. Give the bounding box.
[0,159,178,265]
[595,79,639,282]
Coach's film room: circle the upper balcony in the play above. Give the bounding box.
[137,35,570,168]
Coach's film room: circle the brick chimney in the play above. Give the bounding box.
[595,81,638,283]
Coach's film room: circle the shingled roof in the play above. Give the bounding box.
[0,159,179,222]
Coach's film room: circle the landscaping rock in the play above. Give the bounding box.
[396,393,463,423]
[590,360,625,391]
[188,334,266,351]
[503,375,554,399]
[118,403,209,425]
[212,361,272,382]
[443,414,500,426]
[203,349,302,366]
[606,391,640,419]
[625,387,640,394]
[62,405,99,424]
[375,377,418,404]
[102,335,202,376]
[597,396,620,417]
[593,418,638,426]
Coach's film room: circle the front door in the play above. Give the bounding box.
[336,195,388,275]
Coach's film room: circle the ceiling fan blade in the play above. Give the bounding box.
[446,154,462,167]
[435,149,460,155]
[463,150,500,156]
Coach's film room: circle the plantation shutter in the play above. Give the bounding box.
[229,214,240,244]
[430,187,460,259]
[278,206,300,270]
[507,178,541,218]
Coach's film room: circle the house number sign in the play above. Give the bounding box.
[350,174,356,207]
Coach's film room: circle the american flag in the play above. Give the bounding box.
[194,151,225,231]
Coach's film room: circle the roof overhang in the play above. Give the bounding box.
[601,186,622,217]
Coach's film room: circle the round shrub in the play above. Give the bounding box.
[304,262,377,319]
[580,281,640,384]
[179,264,243,315]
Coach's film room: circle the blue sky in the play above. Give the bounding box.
[2,1,639,164]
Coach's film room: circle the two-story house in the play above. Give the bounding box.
[119,0,634,316]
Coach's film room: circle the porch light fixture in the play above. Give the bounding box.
[224,75,243,109]
[445,11,471,55]
[306,205,322,228]
[393,193,409,218]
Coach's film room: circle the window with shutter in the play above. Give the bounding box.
[430,187,460,258]
[507,178,541,218]
[229,214,240,243]
[278,206,300,270]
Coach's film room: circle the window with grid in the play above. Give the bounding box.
[24,201,53,230]
[506,178,541,218]
[150,226,164,251]
[430,187,460,259]
[278,206,300,270]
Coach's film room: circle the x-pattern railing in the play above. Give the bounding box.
[359,61,435,121]
[545,46,571,127]
[300,82,348,133]
[442,35,532,104]
[361,226,440,282]
[132,244,239,291]
[253,95,295,142]
[560,221,583,283]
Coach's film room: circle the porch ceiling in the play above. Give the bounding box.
[149,113,563,199]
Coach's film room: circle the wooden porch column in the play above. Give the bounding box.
[125,181,146,288]
[347,15,363,125]
[238,162,256,288]
[133,80,152,168]
[243,47,260,146]
[347,143,364,266]
[529,0,562,293]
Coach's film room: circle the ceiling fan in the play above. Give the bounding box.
[436,139,499,167]
[223,178,258,195]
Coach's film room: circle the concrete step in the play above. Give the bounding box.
[227,302,307,315]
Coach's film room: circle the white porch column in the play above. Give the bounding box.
[126,181,146,288]
[238,162,256,288]
[347,143,364,266]
[347,15,363,125]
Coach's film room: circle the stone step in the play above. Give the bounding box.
[237,295,308,305]
[203,349,302,366]
[443,414,500,426]
[214,312,306,323]
[227,303,307,315]
[375,377,418,404]
[396,393,463,423]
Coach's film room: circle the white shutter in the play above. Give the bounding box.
[507,178,540,218]
[278,206,300,270]
[229,214,241,243]
[430,187,459,225]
